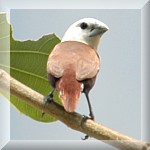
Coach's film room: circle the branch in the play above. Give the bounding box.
[0,69,149,150]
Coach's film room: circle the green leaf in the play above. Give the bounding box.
[0,13,61,122]
[0,13,10,98]
[0,13,10,72]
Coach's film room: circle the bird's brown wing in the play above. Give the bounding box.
[76,54,100,81]
[47,41,100,80]
[47,54,64,78]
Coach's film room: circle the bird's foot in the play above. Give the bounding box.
[41,90,55,117]
[80,115,95,140]
[89,112,95,121]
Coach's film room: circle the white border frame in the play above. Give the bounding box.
[0,0,150,149]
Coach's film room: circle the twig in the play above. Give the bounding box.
[0,69,149,150]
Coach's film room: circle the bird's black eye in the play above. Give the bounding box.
[80,22,88,29]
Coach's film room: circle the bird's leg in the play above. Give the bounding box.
[44,88,55,104]
[81,92,95,140]
[85,92,95,120]
[41,89,55,117]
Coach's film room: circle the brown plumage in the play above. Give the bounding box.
[47,41,100,112]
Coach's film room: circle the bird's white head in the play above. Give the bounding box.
[61,18,109,50]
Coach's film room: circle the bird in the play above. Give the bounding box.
[45,18,108,123]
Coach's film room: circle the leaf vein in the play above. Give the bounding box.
[37,36,56,51]
[0,64,47,81]
[0,50,49,56]
[0,35,10,40]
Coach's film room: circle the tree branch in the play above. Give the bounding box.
[0,69,149,150]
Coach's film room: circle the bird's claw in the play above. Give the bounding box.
[41,90,55,118]
[89,113,95,120]
[81,134,89,140]
[80,115,95,140]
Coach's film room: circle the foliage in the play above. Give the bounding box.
[0,13,61,122]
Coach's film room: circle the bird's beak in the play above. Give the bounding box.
[89,25,109,37]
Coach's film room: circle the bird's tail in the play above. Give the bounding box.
[57,69,82,112]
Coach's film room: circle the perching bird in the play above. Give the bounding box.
[45,18,108,121]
